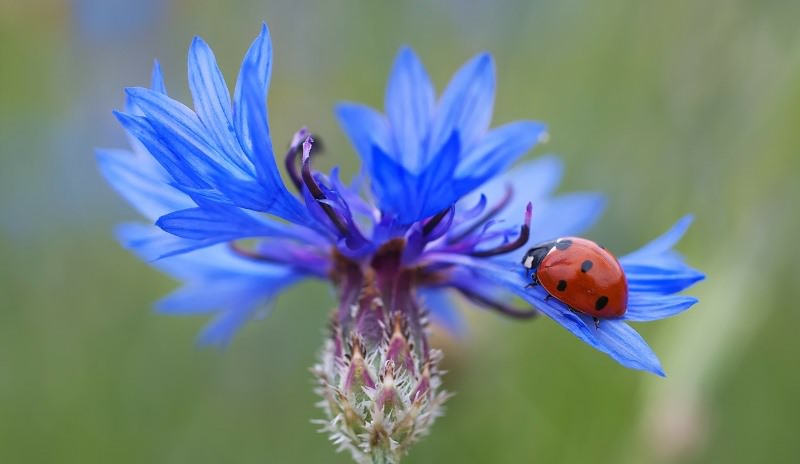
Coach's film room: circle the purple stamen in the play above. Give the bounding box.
[284,127,310,191]
[300,137,350,236]
[422,206,454,236]
[454,285,538,320]
[227,241,330,277]
[449,184,514,244]
[468,202,532,258]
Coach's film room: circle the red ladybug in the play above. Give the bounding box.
[522,237,628,325]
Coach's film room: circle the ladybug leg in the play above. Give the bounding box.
[525,273,540,289]
[593,317,600,329]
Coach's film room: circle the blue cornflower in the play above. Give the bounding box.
[99,23,702,460]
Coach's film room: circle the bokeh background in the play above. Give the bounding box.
[1,0,798,462]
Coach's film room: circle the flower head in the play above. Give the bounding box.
[99,23,703,462]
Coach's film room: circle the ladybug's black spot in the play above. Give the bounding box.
[555,240,572,250]
[557,280,568,291]
[595,296,609,311]
[581,260,593,273]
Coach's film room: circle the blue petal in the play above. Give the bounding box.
[239,63,313,224]
[113,110,207,189]
[117,223,303,281]
[385,47,434,171]
[192,271,300,347]
[588,319,665,376]
[529,192,606,244]
[419,288,466,336]
[117,220,305,346]
[125,228,220,259]
[167,269,301,347]
[96,148,191,220]
[150,59,167,95]
[500,270,605,352]
[157,280,268,315]
[371,132,461,223]
[116,223,191,262]
[196,301,262,346]
[454,121,547,179]
[233,23,273,154]
[155,203,297,243]
[623,262,705,294]
[123,88,251,191]
[426,254,667,375]
[405,132,462,221]
[429,53,495,155]
[428,255,602,350]
[124,60,167,116]
[517,281,664,375]
[620,216,705,295]
[456,155,605,248]
[623,215,694,261]
[623,294,698,322]
[367,144,413,215]
[459,155,564,224]
[159,268,298,343]
[335,102,391,170]
[188,36,251,173]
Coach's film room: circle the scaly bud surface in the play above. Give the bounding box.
[313,242,450,464]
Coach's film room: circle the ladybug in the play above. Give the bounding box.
[522,237,628,326]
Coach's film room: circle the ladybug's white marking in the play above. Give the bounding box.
[523,255,534,268]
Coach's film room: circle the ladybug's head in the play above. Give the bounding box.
[522,241,555,270]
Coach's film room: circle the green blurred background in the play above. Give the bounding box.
[1,0,798,462]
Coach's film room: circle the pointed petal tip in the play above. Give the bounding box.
[244,23,273,64]
[195,317,241,349]
[334,101,377,117]
[151,59,162,76]
[671,214,695,237]
[190,35,205,48]
[153,214,167,230]
[112,108,133,124]
[153,300,184,315]
[394,45,424,67]
[519,120,549,144]
[466,52,495,78]
[532,123,550,143]
[123,86,151,100]
[188,35,215,64]
[253,22,271,45]
[150,59,167,94]
[539,131,551,144]
[333,101,351,114]
[475,51,493,64]
[396,44,415,57]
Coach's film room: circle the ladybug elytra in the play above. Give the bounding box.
[522,237,628,325]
